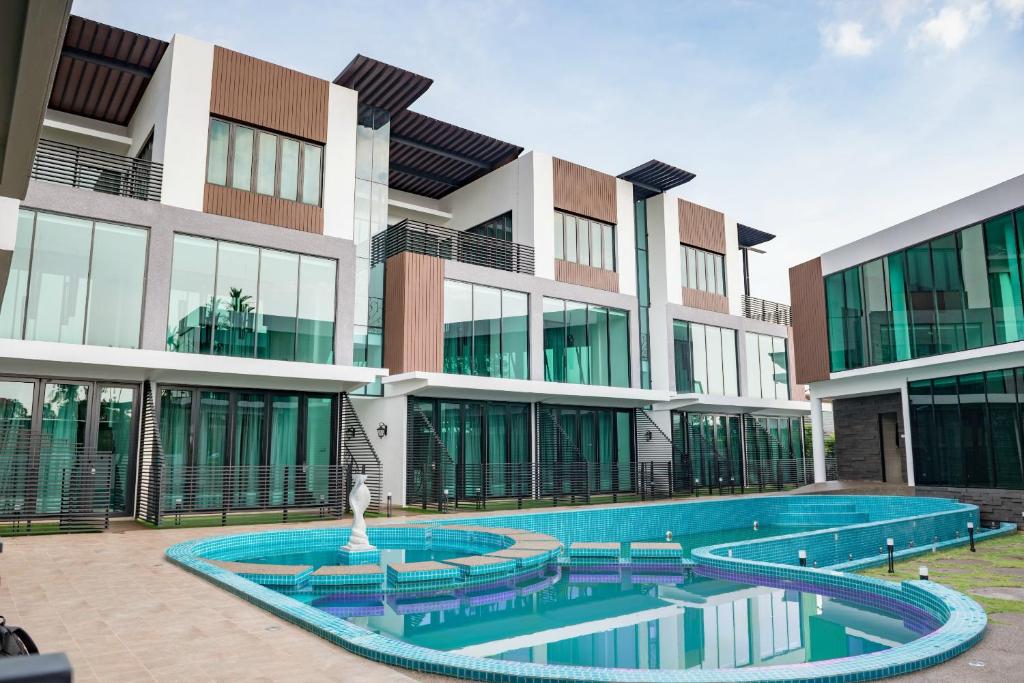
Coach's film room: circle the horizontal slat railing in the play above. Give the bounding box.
[0,431,113,534]
[31,138,163,201]
[375,219,535,274]
[741,294,792,326]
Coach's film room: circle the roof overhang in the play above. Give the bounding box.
[656,393,812,416]
[383,372,671,407]
[0,0,71,200]
[334,54,433,113]
[48,15,168,127]
[737,223,776,249]
[0,339,386,393]
[618,159,696,200]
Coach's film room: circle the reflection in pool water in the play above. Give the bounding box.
[278,566,938,671]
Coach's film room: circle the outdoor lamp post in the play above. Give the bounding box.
[919,565,929,580]
[967,522,976,552]
[798,549,807,567]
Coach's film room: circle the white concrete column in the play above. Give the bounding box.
[810,393,827,483]
[900,382,916,487]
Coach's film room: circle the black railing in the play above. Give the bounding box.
[635,407,693,497]
[136,391,382,526]
[0,432,113,534]
[742,415,812,490]
[406,405,456,512]
[375,219,535,274]
[741,294,792,326]
[31,138,164,201]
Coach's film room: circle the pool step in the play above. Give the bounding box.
[568,542,620,561]
[629,542,684,562]
[771,511,870,527]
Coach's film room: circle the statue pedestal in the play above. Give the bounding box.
[339,547,381,565]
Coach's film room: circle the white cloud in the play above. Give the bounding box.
[881,0,927,31]
[911,2,991,51]
[995,0,1024,27]
[821,21,877,57]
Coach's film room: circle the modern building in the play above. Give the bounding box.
[0,15,810,527]
[792,174,1024,522]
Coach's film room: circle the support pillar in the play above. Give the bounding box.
[810,393,827,483]
[899,382,916,487]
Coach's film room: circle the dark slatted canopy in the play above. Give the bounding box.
[737,223,776,248]
[334,54,433,113]
[389,110,523,199]
[48,15,168,126]
[618,159,696,199]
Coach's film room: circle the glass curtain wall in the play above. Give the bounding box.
[673,321,738,395]
[909,366,1024,490]
[745,333,790,399]
[407,397,530,500]
[0,210,147,348]
[541,405,634,493]
[442,280,528,379]
[166,235,336,363]
[158,389,336,511]
[543,297,629,387]
[352,106,390,395]
[825,206,1024,371]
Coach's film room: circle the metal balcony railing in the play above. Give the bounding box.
[742,294,792,326]
[31,138,163,201]
[374,219,535,275]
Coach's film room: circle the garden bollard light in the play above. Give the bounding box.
[886,538,895,573]
[919,565,929,581]
[967,522,975,552]
[798,549,807,567]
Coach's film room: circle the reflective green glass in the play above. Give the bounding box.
[842,266,866,368]
[212,242,259,358]
[930,234,966,353]
[985,370,1021,489]
[824,273,847,371]
[691,323,708,393]
[958,373,992,488]
[908,380,935,485]
[932,376,964,486]
[501,289,528,380]
[305,396,333,502]
[608,308,629,388]
[233,392,264,508]
[886,252,912,361]
[674,321,693,392]
[167,235,216,353]
[984,214,1024,343]
[296,255,336,364]
[269,395,299,505]
[38,383,88,513]
[24,213,91,344]
[443,280,473,375]
[206,119,229,185]
[98,386,135,513]
[472,285,502,377]
[85,223,147,348]
[587,305,610,386]
[959,225,995,349]
[195,391,229,509]
[565,300,589,384]
[861,258,893,364]
[256,249,299,361]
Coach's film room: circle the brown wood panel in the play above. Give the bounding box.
[383,252,444,374]
[210,46,328,142]
[678,199,726,253]
[555,259,620,293]
[552,158,617,224]
[789,257,830,384]
[682,288,730,314]
[203,183,324,233]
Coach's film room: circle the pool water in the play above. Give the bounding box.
[638,525,825,557]
[290,569,936,671]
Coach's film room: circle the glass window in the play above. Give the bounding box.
[85,223,147,348]
[256,249,299,361]
[722,328,738,396]
[686,247,697,289]
[590,222,603,267]
[608,308,629,388]
[542,296,629,387]
[0,380,33,433]
[443,280,528,379]
[212,242,259,358]
[825,272,847,372]
[680,244,725,296]
[472,285,502,377]
[959,225,995,349]
[674,320,693,392]
[675,321,738,396]
[24,213,91,344]
[231,126,254,191]
[565,300,590,384]
[297,256,336,364]
[256,132,277,195]
[301,143,322,206]
[564,215,577,262]
[772,336,788,398]
[167,235,217,354]
[502,290,528,380]
[588,305,610,386]
[931,234,966,354]
[279,138,300,201]
[706,324,724,395]
[602,223,615,270]
[206,119,229,185]
[543,297,566,382]
[443,280,473,375]
[578,219,590,266]
[861,258,893,365]
[695,250,706,291]
[985,214,1024,344]
[691,323,708,393]
[0,211,34,339]
[887,251,912,362]
[553,212,564,260]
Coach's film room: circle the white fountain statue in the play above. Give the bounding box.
[341,467,376,556]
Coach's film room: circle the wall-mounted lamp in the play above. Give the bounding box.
[346,425,356,440]
[644,430,653,442]
[376,422,388,439]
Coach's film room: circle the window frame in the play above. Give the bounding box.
[680,243,726,296]
[554,209,617,271]
[206,117,324,207]
[441,278,530,380]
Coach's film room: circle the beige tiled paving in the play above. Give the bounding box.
[0,518,422,683]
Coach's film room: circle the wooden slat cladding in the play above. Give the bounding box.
[678,199,726,254]
[210,46,328,142]
[682,288,729,314]
[204,183,323,233]
[789,257,830,384]
[383,252,444,374]
[552,158,617,224]
[555,259,620,293]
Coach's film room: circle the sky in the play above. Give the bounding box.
[72,0,1024,304]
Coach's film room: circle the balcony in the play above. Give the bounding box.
[31,138,163,201]
[375,219,535,275]
[742,294,792,326]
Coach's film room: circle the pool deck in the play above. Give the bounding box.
[2,495,1022,682]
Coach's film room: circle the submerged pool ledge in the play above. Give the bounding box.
[166,495,1015,683]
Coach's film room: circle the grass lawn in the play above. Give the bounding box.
[858,531,1024,615]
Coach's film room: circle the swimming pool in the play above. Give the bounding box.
[166,495,1015,682]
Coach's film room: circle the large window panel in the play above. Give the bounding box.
[256,249,299,361]
[301,143,322,206]
[554,210,616,271]
[565,300,590,384]
[0,211,34,339]
[959,225,995,349]
[691,323,708,393]
[472,285,502,377]
[443,280,473,375]
[296,256,336,363]
[206,119,229,186]
[588,305,610,387]
[443,280,529,380]
[986,369,1022,489]
[861,258,893,365]
[502,290,529,380]
[825,272,848,372]
[212,242,259,358]
[930,234,966,354]
[231,126,254,191]
[24,213,92,344]
[279,138,300,201]
[985,214,1024,344]
[256,131,277,195]
[167,235,217,354]
[543,296,630,387]
[543,297,566,382]
[608,308,630,388]
[85,223,147,348]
